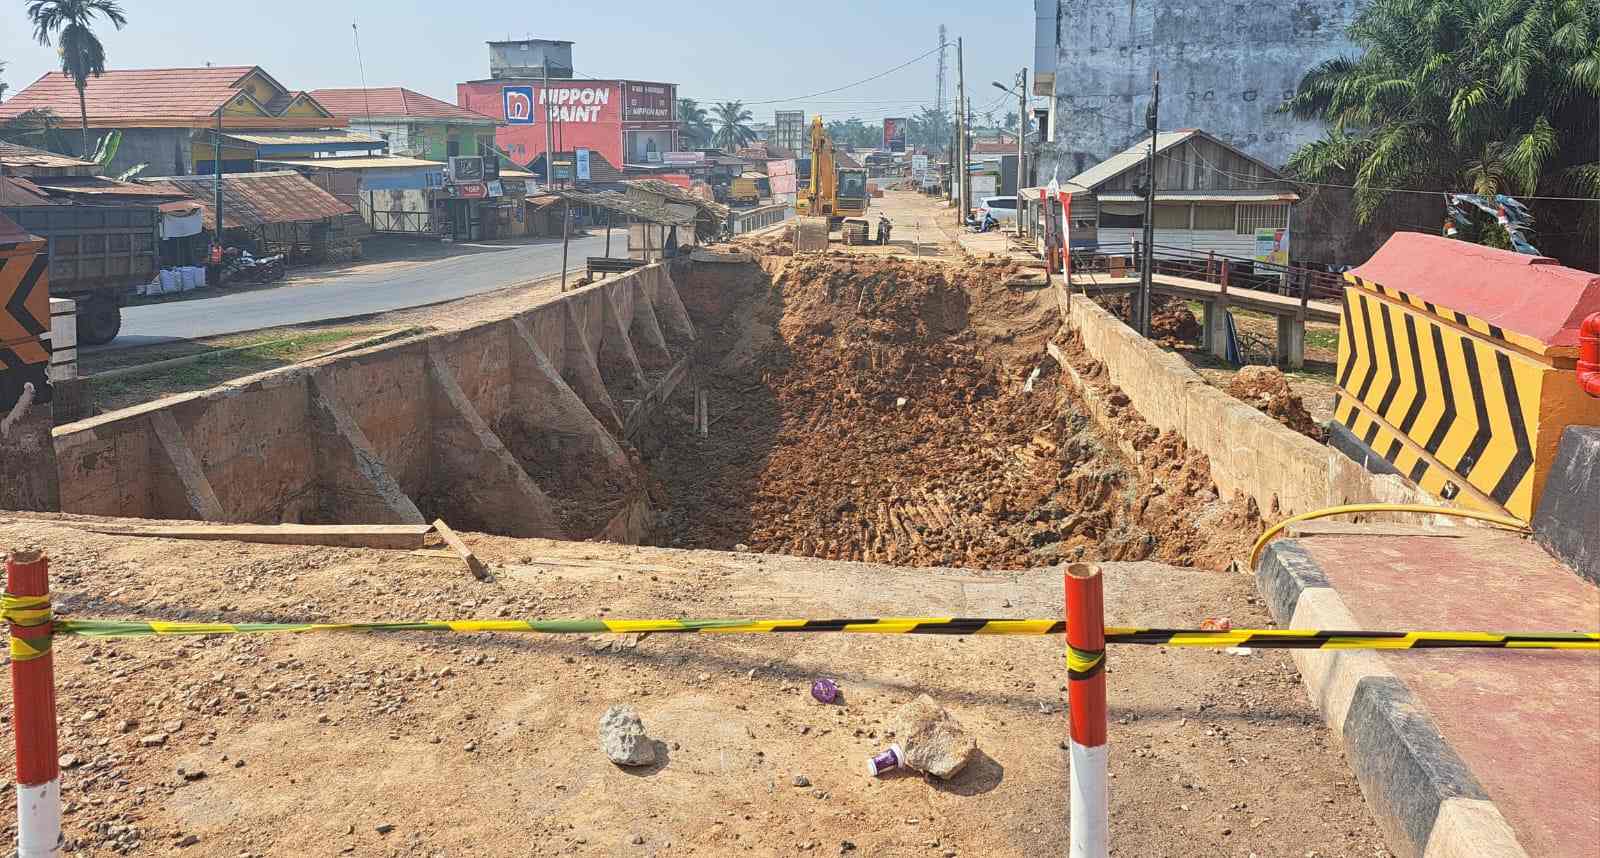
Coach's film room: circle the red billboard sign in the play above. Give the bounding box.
[625,83,674,121]
[883,117,907,153]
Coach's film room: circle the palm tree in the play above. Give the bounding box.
[677,98,713,149]
[1283,0,1598,264]
[712,100,756,151]
[1,60,10,102]
[0,108,71,152]
[27,0,129,158]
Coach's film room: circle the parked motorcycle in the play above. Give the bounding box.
[218,247,287,285]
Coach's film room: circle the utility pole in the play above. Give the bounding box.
[542,62,556,190]
[213,107,224,263]
[1139,70,1159,337]
[1015,68,1027,239]
[956,37,968,225]
[935,25,947,116]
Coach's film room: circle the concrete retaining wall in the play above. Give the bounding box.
[52,264,696,541]
[1060,290,1433,518]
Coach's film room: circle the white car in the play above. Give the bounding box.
[978,196,1019,225]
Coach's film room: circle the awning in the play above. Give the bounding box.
[139,171,352,230]
[217,129,387,157]
[158,201,204,239]
[1095,191,1300,204]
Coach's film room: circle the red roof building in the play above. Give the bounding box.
[308,88,497,163]
[0,66,344,176]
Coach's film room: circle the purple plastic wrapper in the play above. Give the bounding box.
[810,678,839,704]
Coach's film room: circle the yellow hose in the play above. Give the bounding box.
[1249,503,1529,568]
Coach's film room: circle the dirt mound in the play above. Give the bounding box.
[644,255,1255,570]
[1150,297,1201,344]
[1225,365,1325,441]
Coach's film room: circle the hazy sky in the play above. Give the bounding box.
[0,1,1034,125]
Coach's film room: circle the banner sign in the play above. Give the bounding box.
[1253,228,1289,266]
[625,83,674,121]
[661,151,706,166]
[575,148,591,182]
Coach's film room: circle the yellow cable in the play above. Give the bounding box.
[1249,503,1529,568]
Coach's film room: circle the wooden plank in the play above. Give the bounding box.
[432,519,490,581]
[69,523,432,549]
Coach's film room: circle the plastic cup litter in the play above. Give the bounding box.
[810,678,840,704]
[865,744,905,777]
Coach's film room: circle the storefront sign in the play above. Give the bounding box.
[500,179,528,195]
[661,151,705,166]
[451,182,488,199]
[486,180,504,198]
[625,83,674,121]
[1253,228,1289,265]
[449,156,485,182]
[575,148,591,182]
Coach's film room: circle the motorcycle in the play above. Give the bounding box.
[218,247,287,285]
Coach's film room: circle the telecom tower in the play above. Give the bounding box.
[935,25,948,114]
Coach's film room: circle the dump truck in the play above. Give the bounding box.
[0,203,160,345]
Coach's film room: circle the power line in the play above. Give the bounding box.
[695,43,947,106]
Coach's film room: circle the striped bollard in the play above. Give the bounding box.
[1065,562,1108,858]
[7,550,61,858]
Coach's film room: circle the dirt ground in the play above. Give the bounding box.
[0,517,1388,857]
[640,254,1258,571]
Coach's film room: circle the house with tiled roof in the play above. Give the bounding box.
[0,66,348,177]
[308,88,497,164]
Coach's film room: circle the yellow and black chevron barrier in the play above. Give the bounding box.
[34,613,1600,650]
[0,229,53,412]
[1335,256,1599,522]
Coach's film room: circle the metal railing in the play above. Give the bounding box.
[369,209,437,235]
[1068,242,1345,302]
[729,204,792,235]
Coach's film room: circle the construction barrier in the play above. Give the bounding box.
[6,552,1598,858]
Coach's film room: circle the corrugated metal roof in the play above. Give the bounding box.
[221,129,387,147]
[0,210,37,244]
[1066,130,1199,190]
[309,88,496,123]
[138,171,352,229]
[258,156,443,171]
[0,177,59,207]
[0,67,255,124]
[557,189,698,226]
[0,141,97,172]
[28,176,187,197]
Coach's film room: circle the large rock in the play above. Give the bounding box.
[890,694,977,779]
[598,705,657,767]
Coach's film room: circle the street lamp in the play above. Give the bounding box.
[992,73,1029,239]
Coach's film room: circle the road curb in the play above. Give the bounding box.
[1255,541,1529,858]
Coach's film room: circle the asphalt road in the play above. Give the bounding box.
[106,233,615,348]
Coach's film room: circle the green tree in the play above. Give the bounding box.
[908,106,951,151]
[1,59,9,102]
[677,98,713,149]
[712,100,756,151]
[1283,0,1599,264]
[27,0,129,158]
[0,108,71,152]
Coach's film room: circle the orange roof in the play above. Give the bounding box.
[0,67,343,129]
[309,88,495,123]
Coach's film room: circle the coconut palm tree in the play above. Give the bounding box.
[1283,0,1598,263]
[712,100,756,151]
[677,98,713,149]
[27,0,129,157]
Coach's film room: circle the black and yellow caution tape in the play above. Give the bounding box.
[1066,645,1106,678]
[30,616,1599,650]
[2,593,54,661]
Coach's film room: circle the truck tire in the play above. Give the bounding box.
[77,298,122,346]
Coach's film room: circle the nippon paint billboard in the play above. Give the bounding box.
[459,80,626,169]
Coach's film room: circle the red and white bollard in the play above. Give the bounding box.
[7,550,61,858]
[1065,562,1108,858]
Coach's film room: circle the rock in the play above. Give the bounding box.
[791,774,811,787]
[375,824,394,835]
[139,734,167,748]
[889,695,977,780]
[631,834,645,845]
[79,710,101,723]
[598,705,656,767]
[176,834,199,848]
[117,719,136,734]
[58,754,82,769]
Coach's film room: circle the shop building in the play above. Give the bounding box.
[456,39,679,183]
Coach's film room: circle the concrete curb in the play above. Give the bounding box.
[1256,541,1529,858]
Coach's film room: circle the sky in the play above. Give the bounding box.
[0,1,1035,127]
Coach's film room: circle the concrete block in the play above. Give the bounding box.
[148,410,225,521]
[1531,426,1600,583]
[1423,799,1527,858]
[561,302,623,434]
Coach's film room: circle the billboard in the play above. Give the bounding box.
[767,159,797,195]
[911,154,929,182]
[625,83,674,121]
[575,148,591,182]
[774,111,806,154]
[458,80,626,170]
[883,117,907,153]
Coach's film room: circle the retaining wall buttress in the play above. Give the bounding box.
[50,263,696,543]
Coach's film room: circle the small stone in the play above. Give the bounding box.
[839,841,856,854]
[139,734,167,747]
[889,694,977,780]
[58,754,82,769]
[316,714,331,724]
[791,774,811,787]
[463,741,477,752]
[176,834,199,848]
[375,824,394,835]
[598,705,656,767]
[178,767,207,781]
[79,710,101,723]
[117,719,136,734]
[631,834,645,845]
[733,543,751,552]
[163,720,184,733]
[697,673,712,683]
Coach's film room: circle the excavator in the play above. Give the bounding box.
[795,116,869,250]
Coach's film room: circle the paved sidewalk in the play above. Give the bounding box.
[1258,523,1599,858]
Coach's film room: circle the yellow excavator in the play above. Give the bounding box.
[795,116,869,250]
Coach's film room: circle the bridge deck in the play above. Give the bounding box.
[1069,273,1342,325]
